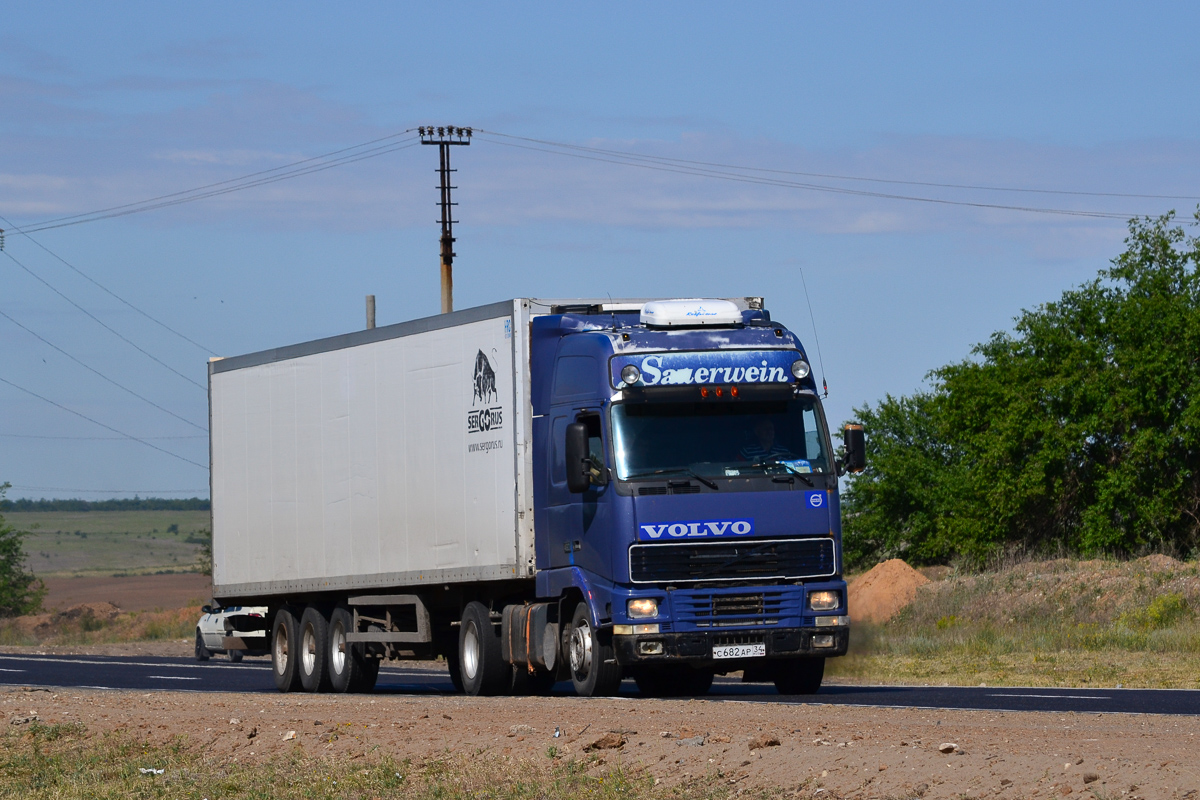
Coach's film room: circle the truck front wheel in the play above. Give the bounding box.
[567,603,622,697]
[773,657,824,695]
[458,601,508,696]
[271,608,302,692]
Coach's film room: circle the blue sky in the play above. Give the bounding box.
[2,2,1199,498]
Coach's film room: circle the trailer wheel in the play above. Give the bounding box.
[458,601,508,696]
[328,606,369,693]
[773,657,824,695]
[271,608,302,692]
[634,666,712,697]
[194,630,210,662]
[352,657,379,693]
[566,603,623,697]
[298,606,331,692]
[446,648,464,693]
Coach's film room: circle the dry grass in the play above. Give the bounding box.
[827,554,1200,689]
[0,605,198,648]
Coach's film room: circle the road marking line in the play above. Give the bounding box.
[147,676,201,681]
[0,668,26,673]
[987,693,1110,700]
[0,655,266,670]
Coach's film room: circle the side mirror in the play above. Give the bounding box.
[202,605,213,614]
[565,422,591,493]
[842,424,866,473]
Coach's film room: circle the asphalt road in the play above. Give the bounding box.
[0,652,1195,715]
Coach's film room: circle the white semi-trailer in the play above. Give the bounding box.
[209,298,859,696]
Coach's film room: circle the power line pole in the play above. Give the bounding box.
[419,126,471,314]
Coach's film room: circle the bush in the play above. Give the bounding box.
[844,212,1200,567]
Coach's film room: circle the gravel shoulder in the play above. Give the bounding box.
[4,683,1196,798]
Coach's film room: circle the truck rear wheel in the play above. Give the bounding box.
[773,657,824,695]
[458,601,508,696]
[298,606,331,692]
[567,603,623,697]
[328,606,368,693]
[271,608,302,692]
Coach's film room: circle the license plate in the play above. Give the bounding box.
[712,643,766,660]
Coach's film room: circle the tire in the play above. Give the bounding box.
[194,630,211,662]
[773,657,825,695]
[446,648,465,693]
[635,666,713,697]
[566,603,623,697]
[328,606,372,694]
[352,657,380,693]
[229,649,243,663]
[271,608,302,692]
[511,665,558,696]
[458,601,508,696]
[298,606,331,693]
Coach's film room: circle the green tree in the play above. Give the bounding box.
[0,483,45,616]
[844,212,1200,567]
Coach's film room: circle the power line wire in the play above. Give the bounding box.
[472,132,1137,220]
[0,212,214,355]
[2,249,205,390]
[14,136,421,234]
[0,375,208,470]
[477,130,1200,202]
[0,307,206,431]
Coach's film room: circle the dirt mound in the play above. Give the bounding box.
[847,559,929,623]
[1138,554,1183,571]
[58,602,121,621]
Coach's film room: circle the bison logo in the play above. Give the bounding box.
[473,350,498,406]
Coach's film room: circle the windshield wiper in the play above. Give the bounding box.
[622,467,719,490]
[750,455,814,486]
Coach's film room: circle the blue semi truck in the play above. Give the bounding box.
[209,297,863,696]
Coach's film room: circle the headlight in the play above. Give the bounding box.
[808,590,839,611]
[620,364,641,385]
[627,598,658,618]
[791,359,811,379]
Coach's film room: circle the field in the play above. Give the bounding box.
[826,554,1200,689]
[6,510,209,577]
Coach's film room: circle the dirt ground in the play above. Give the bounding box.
[3,685,1195,799]
[39,573,211,612]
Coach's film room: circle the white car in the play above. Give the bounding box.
[196,605,269,662]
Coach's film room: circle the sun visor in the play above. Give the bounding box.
[640,299,742,328]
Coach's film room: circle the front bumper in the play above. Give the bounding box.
[612,625,849,667]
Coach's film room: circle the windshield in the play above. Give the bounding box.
[611,396,832,479]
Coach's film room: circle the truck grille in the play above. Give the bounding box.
[676,591,796,628]
[628,537,836,584]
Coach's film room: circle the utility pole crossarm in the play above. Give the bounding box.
[419,126,471,314]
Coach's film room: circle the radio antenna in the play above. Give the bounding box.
[798,267,828,397]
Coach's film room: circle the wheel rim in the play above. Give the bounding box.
[569,618,593,679]
[462,620,481,681]
[330,621,346,675]
[274,624,289,674]
[301,624,317,676]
